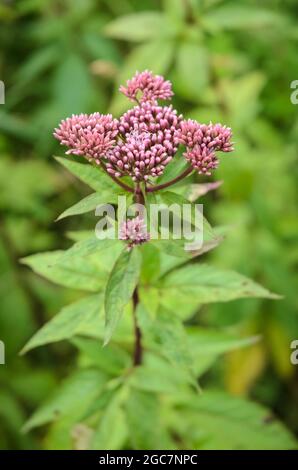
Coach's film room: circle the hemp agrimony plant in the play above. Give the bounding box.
[21,72,295,450]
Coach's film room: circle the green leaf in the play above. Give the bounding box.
[140,243,160,283]
[157,190,217,244]
[21,251,108,291]
[61,236,121,261]
[91,391,128,450]
[23,369,106,432]
[163,0,186,24]
[56,192,119,221]
[175,42,209,101]
[151,308,197,385]
[221,72,265,129]
[176,391,297,450]
[137,305,196,386]
[156,156,189,185]
[139,286,159,318]
[125,389,165,449]
[204,6,287,31]
[55,157,125,193]
[129,353,190,393]
[157,250,190,277]
[104,248,141,345]
[71,337,131,376]
[52,54,94,114]
[159,263,280,306]
[105,12,171,42]
[14,45,59,87]
[187,327,260,376]
[66,230,95,242]
[21,294,104,353]
[82,33,121,63]
[188,327,260,356]
[151,238,191,258]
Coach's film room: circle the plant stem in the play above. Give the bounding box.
[132,287,142,366]
[100,161,134,193]
[146,166,193,193]
[134,182,145,205]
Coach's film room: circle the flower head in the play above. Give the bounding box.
[176,120,233,174]
[53,113,118,163]
[106,103,182,181]
[119,216,150,250]
[119,70,173,104]
[184,147,218,175]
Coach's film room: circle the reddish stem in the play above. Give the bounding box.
[100,161,134,193]
[146,166,193,193]
[132,288,142,366]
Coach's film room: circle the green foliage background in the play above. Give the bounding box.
[0,0,297,449]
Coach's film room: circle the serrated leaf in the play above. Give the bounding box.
[55,157,126,193]
[152,308,197,386]
[23,369,106,432]
[139,286,159,318]
[159,263,280,306]
[176,391,297,450]
[187,328,261,377]
[152,229,221,259]
[129,353,190,393]
[21,294,104,353]
[137,305,197,387]
[60,236,120,261]
[71,337,131,375]
[151,238,191,258]
[56,192,119,221]
[21,251,107,291]
[104,248,141,345]
[140,243,160,283]
[157,190,217,244]
[125,389,165,449]
[187,327,260,356]
[91,391,128,450]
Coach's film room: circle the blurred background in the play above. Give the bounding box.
[0,0,297,449]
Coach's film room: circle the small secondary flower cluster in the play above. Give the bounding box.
[119,216,150,250]
[176,120,233,175]
[54,70,233,182]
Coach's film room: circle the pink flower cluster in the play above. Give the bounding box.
[54,70,234,181]
[175,120,234,175]
[53,113,118,163]
[106,103,182,181]
[119,70,173,104]
[119,216,150,250]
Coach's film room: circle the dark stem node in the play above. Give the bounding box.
[132,288,142,366]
